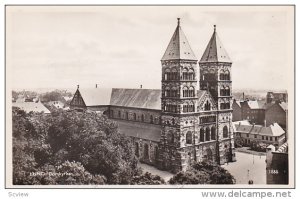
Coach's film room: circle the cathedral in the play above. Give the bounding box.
[70,18,236,173]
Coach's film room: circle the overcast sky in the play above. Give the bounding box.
[6,6,294,91]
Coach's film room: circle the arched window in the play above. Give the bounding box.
[187,102,195,112]
[225,86,230,96]
[220,70,225,80]
[220,86,225,96]
[167,132,174,144]
[165,87,170,97]
[110,110,114,118]
[183,87,189,97]
[200,128,205,142]
[125,112,129,120]
[204,101,211,111]
[189,87,195,97]
[135,143,139,157]
[171,87,179,97]
[133,113,136,121]
[188,68,195,80]
[224,70,230,80]
[171,68,179,80]
[144,144,149,159]
[150,115,154,124]
[165,68,171,80]
[223,126,229,138]
[186,131,193,144]
[206,127,210,141]
[211,126,216,140]
[154,146,159,162]
[141,114,144,122]
[182,68,188,80]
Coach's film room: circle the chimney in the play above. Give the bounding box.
[242,92,245,101]
[96,84,98,88]
[140,85,143,89]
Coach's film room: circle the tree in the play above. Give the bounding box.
[169,161,236,184]
[40,91,66,103]
[12,108,140,185]
[131,172,165,185]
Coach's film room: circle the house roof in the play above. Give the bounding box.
[12,102,51,114]
[78,88,112,106]
[110,88,161,110]
[161,18,197,61]
[247,100,266,109]
[112,119,161,142]
[77,87,215,111]
[200,25,231,63]
[276,142,288,153]
[278,102,288,112]
[234,123,285,137]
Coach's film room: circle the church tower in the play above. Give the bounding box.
[159,18,199,172]
[199,25,236,164]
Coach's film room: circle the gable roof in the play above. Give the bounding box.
[78,88,112,106]
[76,87,218,111]
[12,102,51,114]
[241,100,268,110]
[161,19,197,61]
[234,123,285,137]
[110,88,161,110]
[200,25,231,63]
[278,102,288,112]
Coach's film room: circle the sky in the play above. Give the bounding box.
[6,6,294,91]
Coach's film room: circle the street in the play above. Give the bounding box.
[223,151,267,184]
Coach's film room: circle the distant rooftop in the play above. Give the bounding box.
[12,102,51,114]
[234,122,285,137]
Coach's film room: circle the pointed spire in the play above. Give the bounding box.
[200,25,231,63]
[161,18,197,61]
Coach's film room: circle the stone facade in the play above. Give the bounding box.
[70,19,236,173]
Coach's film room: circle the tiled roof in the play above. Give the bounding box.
[77,87,215,111]
[12,102,51,114]
[276,142,288,153]
[200,25,231,63]
[110,88,161,110]
[79,88,112,106]
[112,119,161,142]
[161,19,197,61]
[235,123,285,137]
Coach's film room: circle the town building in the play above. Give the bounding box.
[266,143,288,184]
[232,99,242,121]
[240,100,267,125]
[70,19,236,173]
[233,122,286,148]
[265,102,287,131]
[12,101,51,114]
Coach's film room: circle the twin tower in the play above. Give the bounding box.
[159,18,235,172]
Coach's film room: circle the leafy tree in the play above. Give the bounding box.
[169,161,236,184]
[40,91,66,103]
[131,172,165,185]
[12,108,141,185]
